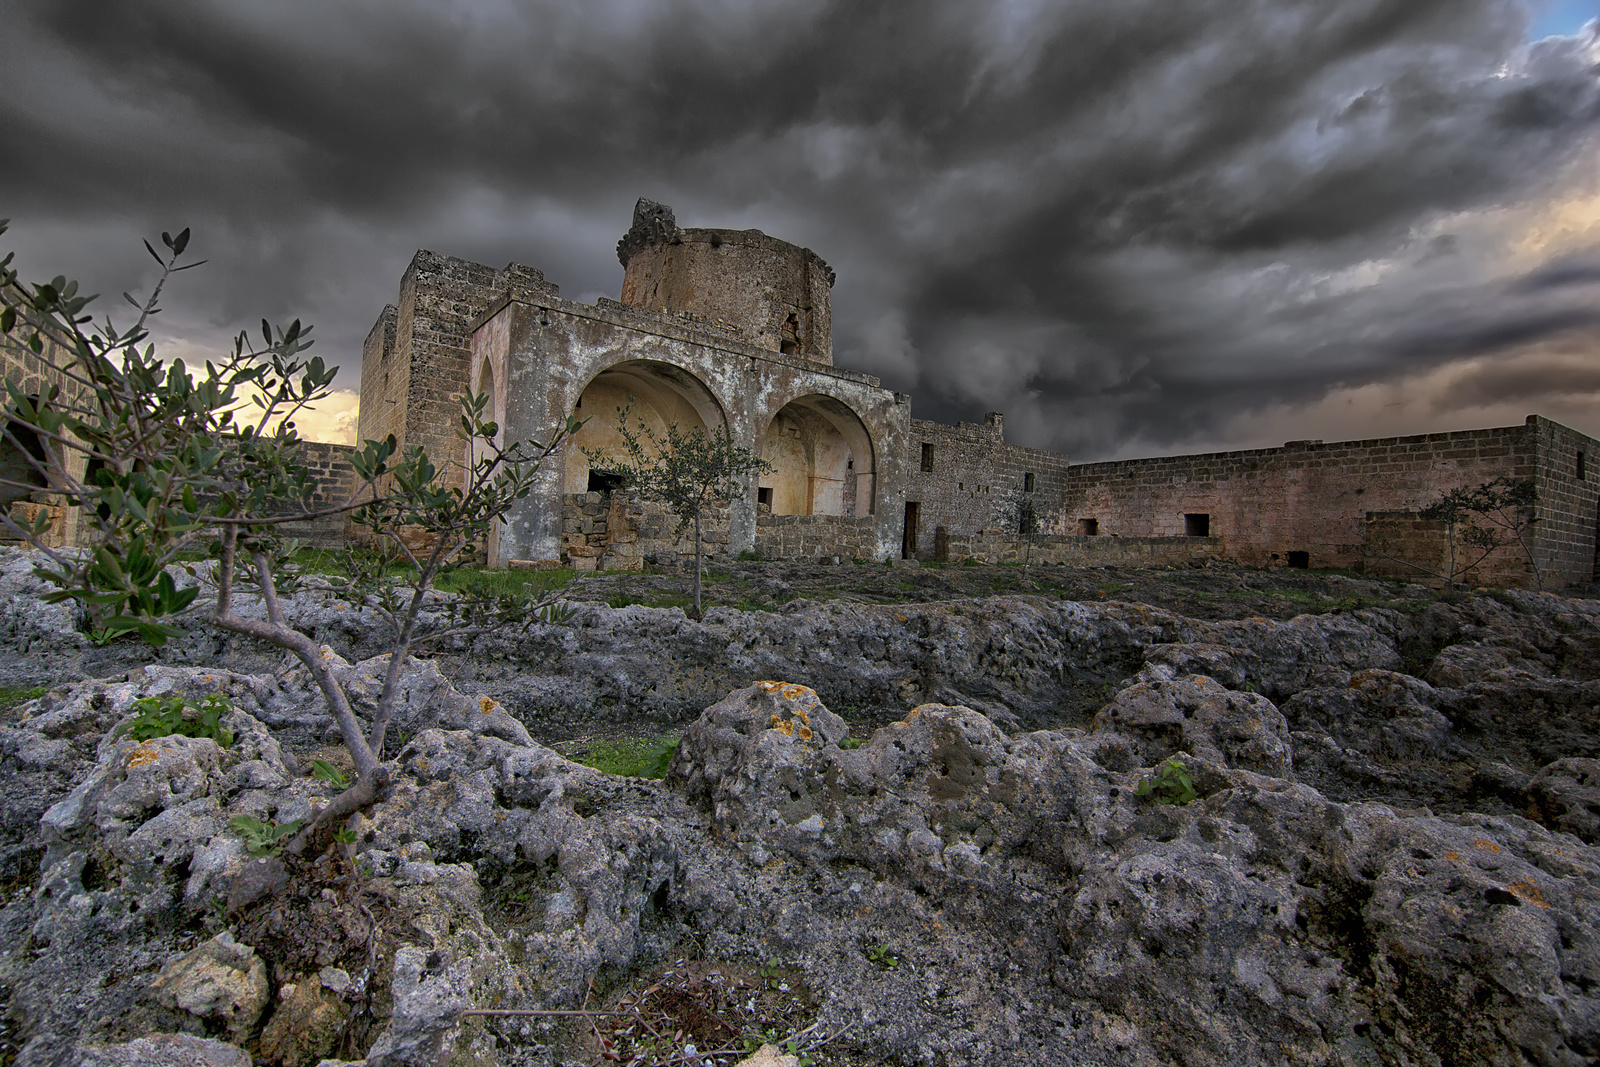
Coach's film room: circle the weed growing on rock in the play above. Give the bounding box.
[228,815,304,857]
[865,942,900,970]
[310,758,352,790]
[1135,756,1198,806]
[115,692,235,749]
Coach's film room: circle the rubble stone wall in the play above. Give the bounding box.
[1059,418,1600,587]
[904,415,1073,557]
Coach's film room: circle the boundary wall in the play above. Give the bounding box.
[1062,416,1600,589]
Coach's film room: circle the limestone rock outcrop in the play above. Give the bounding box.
[2,556,1600,1065]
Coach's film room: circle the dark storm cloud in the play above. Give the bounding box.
[1,0,1596,456]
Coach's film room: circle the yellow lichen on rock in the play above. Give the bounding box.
[769,714,795,736]
[480,696,499,715]
[126,742,161,768]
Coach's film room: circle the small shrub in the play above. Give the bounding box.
[838,736,865,750]
[738,549,763,562]
[228,814,304,857]
[116,693,235,749]
[1135,756,1197,806]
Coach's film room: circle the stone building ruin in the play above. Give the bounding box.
[355,199,1071,570]
[4,202,1598,590]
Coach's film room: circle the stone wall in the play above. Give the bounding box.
[473,286,912,565]
[754,514,879,561]
[556,491,732,572]
[903,414,1072,557]
[357,250,557,467]
[618,205,835,364]
[1061,416,1600,589]
[1530,416,1600,588]
[277,441,361,547]
[355,304,401,450]
[1359,513,1453,585]
[0,294,87,546]
[1062,426,1531,571]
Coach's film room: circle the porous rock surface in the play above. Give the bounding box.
[0,552,1599,1064]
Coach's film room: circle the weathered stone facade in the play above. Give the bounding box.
[0,285,89,547]
[343,201,1600,589]
[1063,416,1600,588]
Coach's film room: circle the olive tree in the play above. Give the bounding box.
[585,406,771,618]
[0,221,575,851]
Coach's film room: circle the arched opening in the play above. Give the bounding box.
[565,360,726,493]
[472,359,504,561]
[758,395,874,517]
[0,410,52,507]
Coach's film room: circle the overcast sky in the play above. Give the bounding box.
[2,0,1597,459]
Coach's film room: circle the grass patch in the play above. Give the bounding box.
[0,684,46,713]
[436,566,575,599]
[566,736,679,778]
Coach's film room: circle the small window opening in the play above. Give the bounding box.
[587,470,628,493]
[1184,513,1210,537]
[780,313,801,355]
[757,487,773,509]
[1286,550,1310,569]
[1579,451,1587,481]
[1024,472,1036,492]
[1078,518,1098,536]
[920,443,935,472]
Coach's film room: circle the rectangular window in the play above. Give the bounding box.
[1184,513,1211,537]
[1024,472,1035,492]
[1579,451,1587,481]
[1078,518,1098,536]
[920,443,935,472]
[757,487,773,509]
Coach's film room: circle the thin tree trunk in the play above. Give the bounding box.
[692,509,703,619]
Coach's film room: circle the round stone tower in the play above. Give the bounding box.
[616,199,836,365]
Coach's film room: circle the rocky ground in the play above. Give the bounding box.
[0,548,1598,1065]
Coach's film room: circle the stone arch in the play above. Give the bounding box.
[758,394,875,517]
[0,405,52,507]
[565,359,727,493]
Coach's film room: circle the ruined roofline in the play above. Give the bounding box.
[1064,415,1574,474]
[614,198,835,285]
[362,303,397,348]
[469,288,881,389]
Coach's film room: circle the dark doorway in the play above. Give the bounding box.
[902,501,920,559]
[1184,513,1210,537]
[757,487,773,510]
[1287,550,1310,569]
[1593,499,1600,580]
[0,415,51,506]
[587,470,628,493]
[1078,518,1098,536]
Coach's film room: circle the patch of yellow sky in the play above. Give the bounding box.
[1206,145,1600,454]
